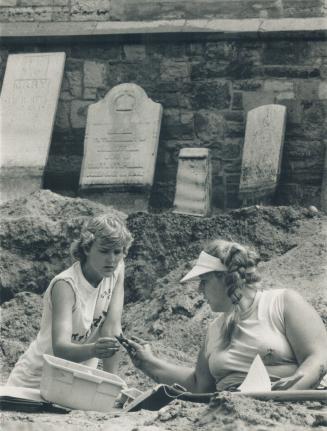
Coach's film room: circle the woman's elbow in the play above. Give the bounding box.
[191,374,215,394]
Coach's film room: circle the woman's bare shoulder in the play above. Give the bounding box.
[51,279,75,304]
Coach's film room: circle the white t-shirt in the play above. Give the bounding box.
[7,260,124,388]
[205,289,298,390]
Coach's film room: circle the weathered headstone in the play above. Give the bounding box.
[173,148,212,217]
[0,52,66,203]
[239,104,286,205]
[79,83,163,212]
[321,141,327,213]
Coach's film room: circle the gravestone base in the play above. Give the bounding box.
[79,188,151,213]
[240,193,276,207]
[239,184,278,207]
[0,167,43,204]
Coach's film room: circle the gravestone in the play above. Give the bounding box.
[0,52,66,203]
[321,141,327,213]
[173,148,212,217]
[239,104,286,205]
[79,83,162,212]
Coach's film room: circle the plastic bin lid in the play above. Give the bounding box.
[43,354,126,386]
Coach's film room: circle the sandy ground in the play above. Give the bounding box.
[1,192,327,430]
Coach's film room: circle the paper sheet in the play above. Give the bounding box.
[0,385,43,402]
[238,355,271,393]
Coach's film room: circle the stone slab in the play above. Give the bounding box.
[0,52,66,203]
[173,147,212,217]
[239,104,286,205]
[79,83,162,209]
[0,18,326,38]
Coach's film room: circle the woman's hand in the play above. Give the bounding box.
[124,336,155,370]
[93,337,120,359]
[271,372,304,390]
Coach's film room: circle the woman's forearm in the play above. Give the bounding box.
[291,354,327,389]
[99,325,122,373]
[53,342,95,363]
[139,356,197,391]
[103,351,121,374]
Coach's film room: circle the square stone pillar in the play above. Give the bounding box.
[173,148,212,217]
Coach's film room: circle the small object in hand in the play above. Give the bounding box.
[115,334,136,355]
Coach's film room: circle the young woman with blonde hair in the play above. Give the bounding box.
[7,213,133,389]
[127,239,327,392]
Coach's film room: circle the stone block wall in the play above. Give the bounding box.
[1,36,326,209]
[0,0,326,209]
[0,0,326,22]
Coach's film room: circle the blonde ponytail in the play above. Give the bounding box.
[204,240,260,348]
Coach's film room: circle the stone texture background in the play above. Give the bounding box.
[0,0,326,209]
[0,37,326,209]
[0,0,326,22]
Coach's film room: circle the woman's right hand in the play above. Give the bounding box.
[93,337,120,359]
[124,336,155,370]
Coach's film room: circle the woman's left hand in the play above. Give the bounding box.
[271,372,303,390]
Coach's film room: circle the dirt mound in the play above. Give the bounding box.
[125,204,315,301]
[259,217,327,325]
[0,189,118,220]
[0,190,124,302]
[1,190,315,304]
[2,395,326,431]
[197,392,327,430]
[0,292,42,379]
[1,191,327,431]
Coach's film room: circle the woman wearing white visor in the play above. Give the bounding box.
[126,239,327,392]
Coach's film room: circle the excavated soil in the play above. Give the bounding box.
[1,191,327,431]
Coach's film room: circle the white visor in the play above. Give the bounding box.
[180,251,228,283]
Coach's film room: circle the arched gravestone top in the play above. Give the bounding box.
[79,83,163,191]
[239,104,286,205]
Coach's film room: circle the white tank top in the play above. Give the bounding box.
[7,260,124,388]
[205,289,297,389]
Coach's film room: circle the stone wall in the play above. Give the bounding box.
[0,35,326,209]
[0,0,326,209]
[0,0,326,22]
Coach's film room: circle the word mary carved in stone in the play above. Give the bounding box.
[239,104,286,205]
[0,52,66,203]
[79,84,163,211]
[173,148,212,217]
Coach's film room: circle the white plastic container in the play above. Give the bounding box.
[40,354,126,412]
